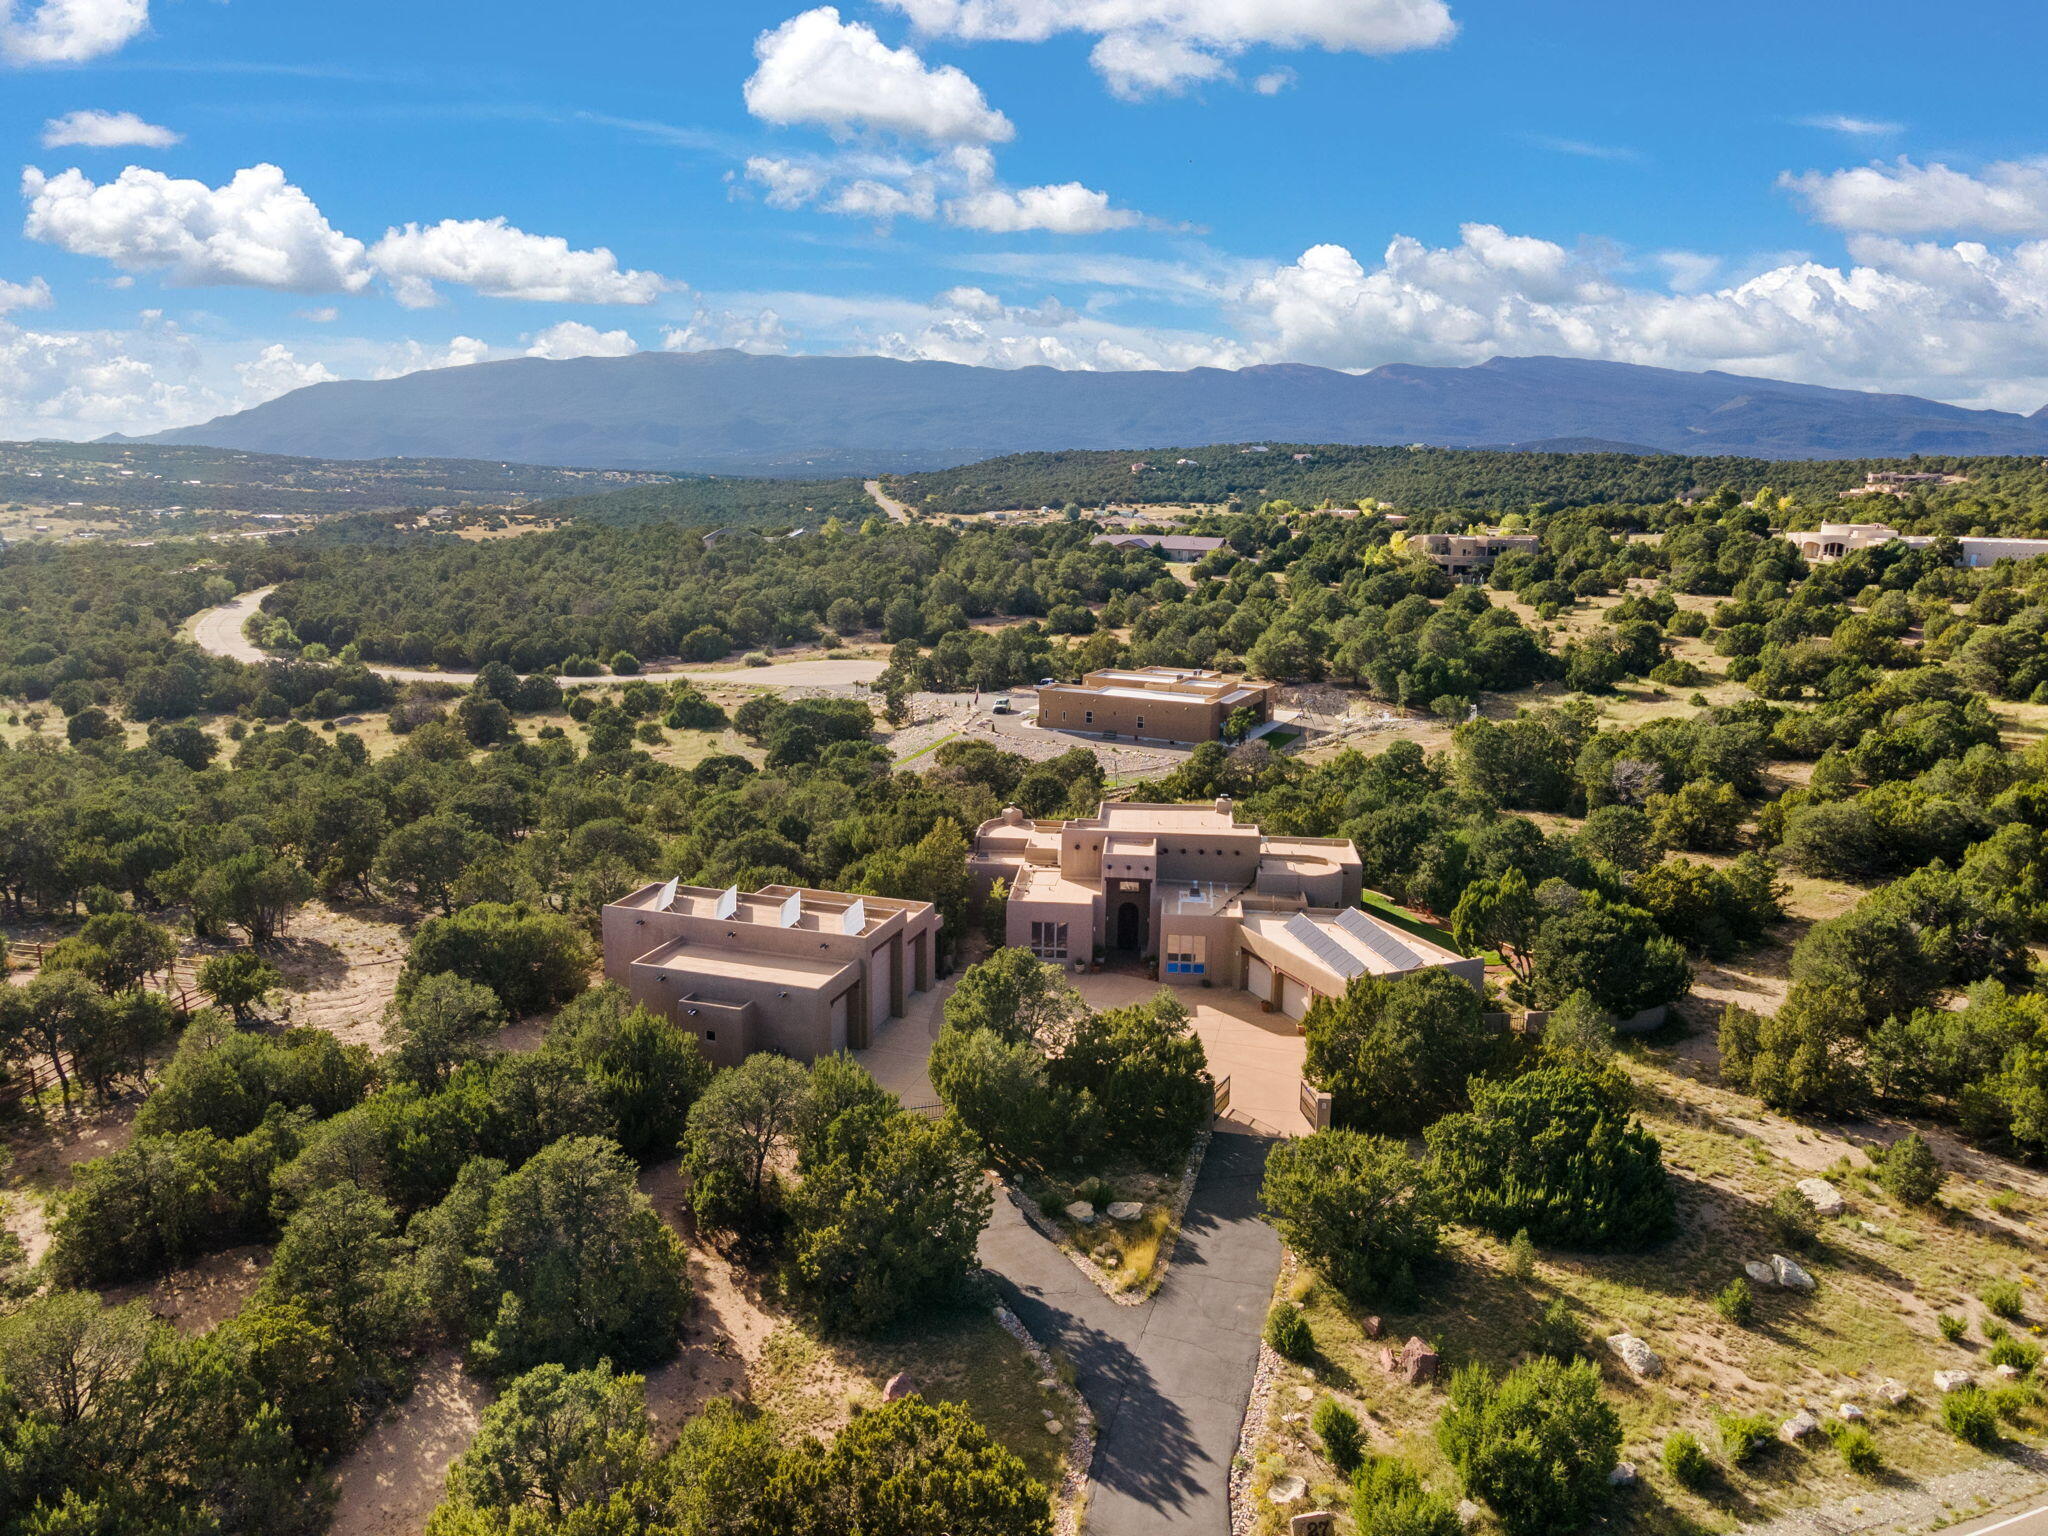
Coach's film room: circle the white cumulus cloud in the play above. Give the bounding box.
[0,276,53,312]
[369,217,671,307]
[42,109,181,149]
[745,7,1013,143]
[1783,156,2048,236]
[878,0,1456,96]
[661,303,793,354]
[1230,222,2048,410]
[373,335,495,377]
[947,181,1142,233]
[743,155,832,209]
[2,0,148,64]
[21,163,371,292]
[523,320,638,360]
[235,344,337,403]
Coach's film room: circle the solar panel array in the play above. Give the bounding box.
[1284,912,1366,981]
[1334,906,1425,970]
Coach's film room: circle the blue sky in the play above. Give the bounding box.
[3,0,2047,439]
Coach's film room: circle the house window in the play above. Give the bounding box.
[1165,935,1207,975]
[1084,710,1094,724]
[1029,921,1069,961]
[1136,716,1145,730]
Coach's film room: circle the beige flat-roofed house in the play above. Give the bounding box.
[971,798,1480,1019]
[1405,531,1542,578]
[1036,666,1277,745]
[1786,522,2048,568]
[602,882,938,1069]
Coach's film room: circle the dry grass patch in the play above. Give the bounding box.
[1243,1045,2048,1536]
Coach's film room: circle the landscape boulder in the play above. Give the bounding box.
[1795,1178,1845,1217]
[1381,1336,1439,1384]
[1606,1334,1663,1379]
[1781,1410,1818,1441]
[1744,1260,1777,1285]
[1878,1378,1910,1404]
[1934,1370,1975,1394]
[1106,1201,1144,1222]
[1837,1402,1865,1421]
[883,1372,915,1402]
[1608,1463,1638,1487]
[1065,1201,1096,1225]
[1770,1254,1816,1291]
[1996,1363,2023,1382]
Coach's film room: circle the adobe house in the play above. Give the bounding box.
[601,882,938,1068]
[970,798,1480,1019]
[1034,666,1277,746]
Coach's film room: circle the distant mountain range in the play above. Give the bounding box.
[120,351,2048,472]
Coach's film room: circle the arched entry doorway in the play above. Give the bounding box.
[1116,900,1144,952]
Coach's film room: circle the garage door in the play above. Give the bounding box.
[1245,956,1272,1003]
[829,990,851,1053]
[1280,976,1311,1021]
[870,942,894,1032]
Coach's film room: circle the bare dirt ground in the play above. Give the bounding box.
[104,1243,270,1332]
[269,900,416,1048]
[326,1352,493,1536]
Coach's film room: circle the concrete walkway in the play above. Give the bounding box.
[980,1131,1281,1536]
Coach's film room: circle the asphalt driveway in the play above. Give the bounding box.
[979,1131,1281,1536]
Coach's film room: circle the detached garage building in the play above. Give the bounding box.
[601,882,938,1068]
[1035,667,1277,745]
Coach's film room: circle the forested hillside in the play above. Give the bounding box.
[882,444,2048,531]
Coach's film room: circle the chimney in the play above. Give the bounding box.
[1214,796,1233,819]
[1002,806,1024,824]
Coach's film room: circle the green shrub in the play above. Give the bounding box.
[1312,1398,1364,1475]
[1988,1334,2042,1374]
[1529,1296,1580,1361]
[1942,1387,1999,1446]
[1505,1228,1536,1281]
[1715,1410,1775,1465]
[1437,1357,1620,1536]
[1982,1281,2025,1320]
[1714,1277,1754,1327]
[1875,1133,1943,1206]
[1768,1187,1818,1247]
[1937,1312,1968,1343]
[1662,1431,1710,1488]
[1265,1304,1314,1363]
[1352,1455,1462,1536]
[1821,1419,1882,1475]
[1988,1383,2038,1423]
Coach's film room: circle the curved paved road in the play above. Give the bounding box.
[982,1132,1280,1536]
[864,478,914,523]
[187,587,886,691]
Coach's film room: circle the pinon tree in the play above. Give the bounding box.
[1424,1066,1676,1249]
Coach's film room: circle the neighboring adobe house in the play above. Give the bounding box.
[1090,532,1228,559]
[1403,530,1542,578]
[1846,470,1969,495]
[1034,666,1276,746]
[601,882,938,1069]
[970,798,1481,1020]
[1786,522,2048,567]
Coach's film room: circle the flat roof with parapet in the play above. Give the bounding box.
[1011,865,1099,906]
[612,881,926,938]
[1090,801,1245,832]
[630,934,858,993]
